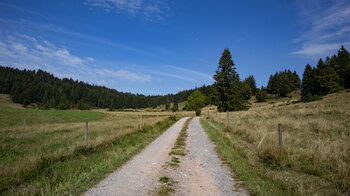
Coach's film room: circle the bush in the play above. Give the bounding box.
[169,115,177,121]
[256,91,268,102]
[171,103,178,112]
[195,109,201,116]
[303,93,323,102]
[77,101,90,110]
[57,103,68,110]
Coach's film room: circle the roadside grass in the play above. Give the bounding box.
[200,90,350,195]
[1,116,178,195]
[0,94,184,195]
[169,118,191,157]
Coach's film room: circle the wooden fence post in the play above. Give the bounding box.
[140,114,143,130]
[227,111,230,127]
[23,119,26,127]
[85,118,88,145]
[278,123,282,151]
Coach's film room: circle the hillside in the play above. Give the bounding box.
[201,90,350,195]
[0,66,212,110]
[0,94,23,109]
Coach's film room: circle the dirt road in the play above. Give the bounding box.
[85,117,189,196]
[85,117,247,196]
[165,117,248,196]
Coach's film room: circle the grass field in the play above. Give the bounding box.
[201,90,350,195]
[0,94,189,195]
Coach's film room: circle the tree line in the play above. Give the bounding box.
[266,70,300,97]
[1,46,348,110]
[0,66,211,110]
[301,46,350,102]
[187,46,350,115]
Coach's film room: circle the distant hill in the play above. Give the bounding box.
[0,66,212,109]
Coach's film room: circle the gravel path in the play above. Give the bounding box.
[84,117,189,196]
[170,117,248,196]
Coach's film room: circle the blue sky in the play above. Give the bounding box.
[1,0,350,95]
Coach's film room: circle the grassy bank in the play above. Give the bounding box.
[1,116,178,195]
[0,94,180,195]
[200,90,350,195]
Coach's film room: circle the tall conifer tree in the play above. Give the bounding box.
[301,64,315,101]
[316,58,341,94]
[336,45,350,88]
[211,49,249,112]
[243,75,257,95]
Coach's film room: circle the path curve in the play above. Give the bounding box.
[85,117,189,196]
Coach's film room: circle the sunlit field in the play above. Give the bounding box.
[0,94,192,195]
[201,90,350,195]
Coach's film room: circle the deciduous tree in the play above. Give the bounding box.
[185,90,205,116]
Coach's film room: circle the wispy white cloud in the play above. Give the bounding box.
[86,57,95,62]
[0,18,154,58]
[166,65,212,80]
[0,1,47,19]
[15,32,37,42]
[150,70,198,83]
[0,32,152,84]
[293,0,350,56]
[97,68,151,82]
[292,42,350,55]
[86,0,167,20]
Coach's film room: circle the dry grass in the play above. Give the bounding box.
[0,94,193,195]
[0,110,180,182]
[0,94,23,109]
[202,90,350,195]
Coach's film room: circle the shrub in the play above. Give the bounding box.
[57,103,68,110]
[303,93,323,102]
[256,91,268,102]
[195,109,201,116]
[169,115,177,121]
[171,102,178,112]
[77,101,90,110]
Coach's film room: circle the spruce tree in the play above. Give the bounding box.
[243,75,257,95]
[292,71,301,89]
[211,48,249,112]
[336,45,350,88]
[266,70,299,97]
[316,59,341,94]
[301,64,314,101]
[171,102,179,112]
[239,82,252,100]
